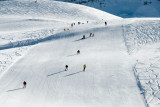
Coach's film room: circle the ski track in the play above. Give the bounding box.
[0,20,118,78]
[123,20,160,54]
[134,56,160,107]
[0,0,160,106]
[123,20,160,107]
[1,18,160,106]
[0,23,145,107]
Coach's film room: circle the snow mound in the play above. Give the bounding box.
[0,0,121,21]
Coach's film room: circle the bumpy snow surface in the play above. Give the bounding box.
[0,0,160,107]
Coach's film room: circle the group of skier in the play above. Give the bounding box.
[22,21,107,89]
[65,49,86,72]
[65,64,86,71]
[82,33,95,39]
[71,21,89,27]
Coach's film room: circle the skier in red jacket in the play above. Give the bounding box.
[23,81,27,88]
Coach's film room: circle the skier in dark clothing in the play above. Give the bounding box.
[82,35,85,39]
[65,65,68,71]
[89,33,92,37]
[77,50,80,55]
[71,23,73,27]
[23,81,27,88]
[92,33,94,37]
[105,22,107,26]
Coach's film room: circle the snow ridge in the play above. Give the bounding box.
[134,58,160,107]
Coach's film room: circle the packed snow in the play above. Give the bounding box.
[0,0,160,107]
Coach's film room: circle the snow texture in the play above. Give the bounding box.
[0,0,160,107]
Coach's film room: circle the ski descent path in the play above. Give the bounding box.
[0,24,145,107]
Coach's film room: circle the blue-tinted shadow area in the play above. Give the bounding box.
[0,27,106,50]
[64,71,82,77]
[47,71,65,77]
[7,88,23,92]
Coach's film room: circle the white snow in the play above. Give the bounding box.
[0,21,145,107]
[0,0,120,75]
[0,0,160,107]
[122,19,160,107]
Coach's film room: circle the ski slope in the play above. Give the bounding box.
[0,21,145,107]
[0,0,160,107]
[0,0,120,75]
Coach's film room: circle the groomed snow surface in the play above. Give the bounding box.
[0,0,160,107]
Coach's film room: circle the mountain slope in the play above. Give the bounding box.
[0,0,120,21]
[0,21,145,107]
[0,0,121,75]
[55,0,160,18]
[1,0,160,107]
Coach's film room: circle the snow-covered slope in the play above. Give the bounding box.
[55,0,160,18]
[0,0,120,74]
[122,18,160,107]
[0,20,146,107]
[1,0,160,107]
[0,0,120,21]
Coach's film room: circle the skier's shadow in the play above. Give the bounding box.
[47,71,65,77]
[73,37,90,42]
[7,88,24,92]
[64,71,83,77]
[67,54,77,57]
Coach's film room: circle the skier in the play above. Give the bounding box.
[65,65,68,71]
[89,33,92,37]
[92,33,94,37]
[82,35,85,39]
[83,64,86,71]
[23,81,27,88]
[105,21,107,26]
[71,23,73,27]
[77,50,80,55]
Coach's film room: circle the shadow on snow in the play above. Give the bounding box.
[7,88,24,92]
[47,71,65,77]
[0,26,107,50]
[67,54,77,57]
[73,36,90,42]
[64,71,83,77]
